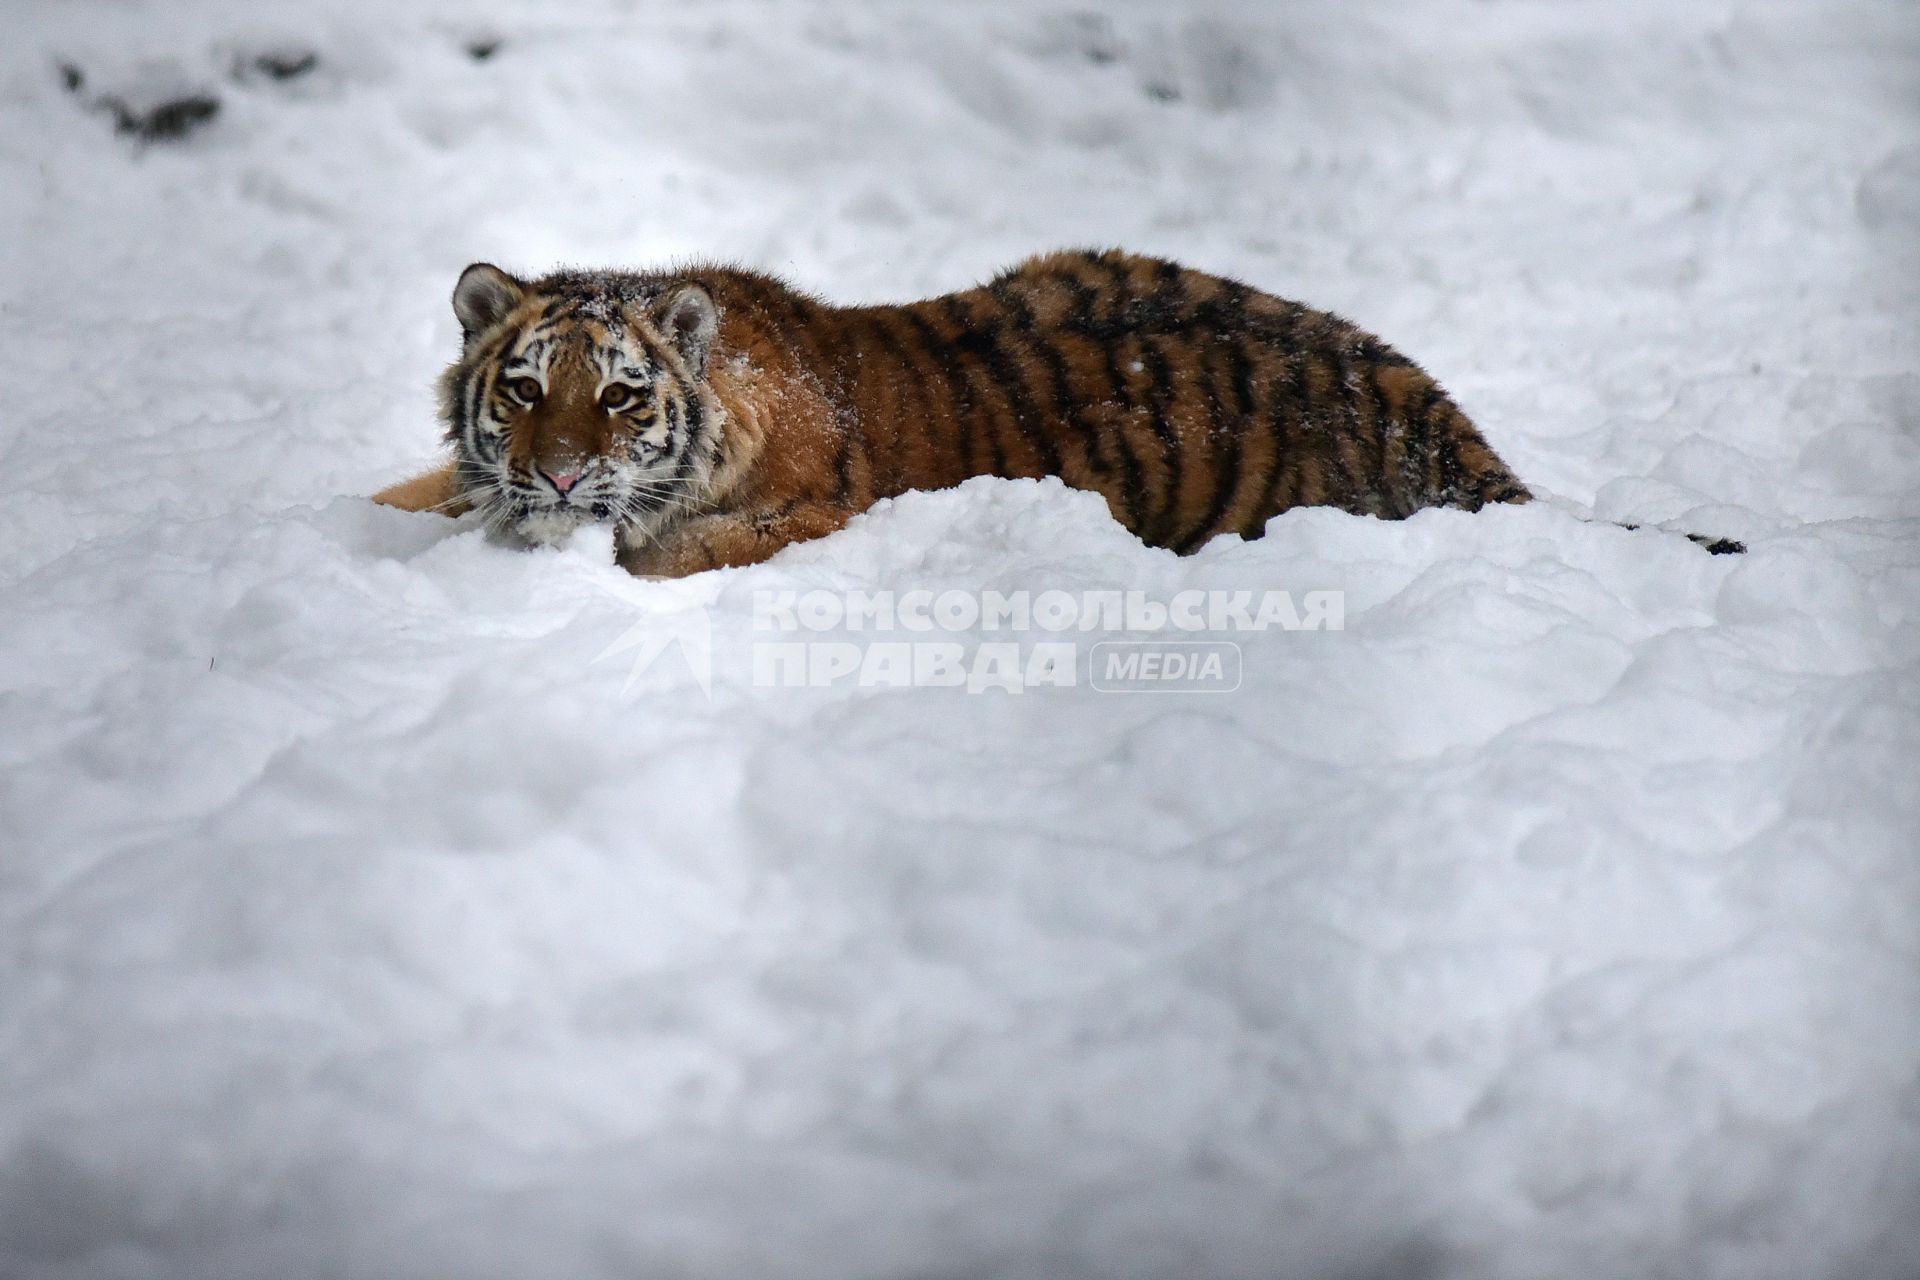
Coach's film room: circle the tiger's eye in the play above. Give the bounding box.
[509,377,542,404]
[600,384,633,410]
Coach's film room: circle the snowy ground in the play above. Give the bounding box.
[3,1,1918,1277]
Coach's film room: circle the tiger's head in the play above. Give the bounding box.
[439,262,725,549]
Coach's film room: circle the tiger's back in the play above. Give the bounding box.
[817,249,1529,553]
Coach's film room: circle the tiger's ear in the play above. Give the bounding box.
[452,263,525,346]
[654,283,718,378]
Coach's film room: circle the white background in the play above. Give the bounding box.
[2,2,1916,1277]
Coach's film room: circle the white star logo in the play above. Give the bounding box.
[590,578,716,699]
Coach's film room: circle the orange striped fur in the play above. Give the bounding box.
[373,250,1532,575]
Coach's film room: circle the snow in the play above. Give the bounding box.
[3,1,1917,1278]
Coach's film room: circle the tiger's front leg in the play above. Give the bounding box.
[371,463,470,516]
[617,503,856,578]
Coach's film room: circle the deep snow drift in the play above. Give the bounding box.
[2,2,1917,1278]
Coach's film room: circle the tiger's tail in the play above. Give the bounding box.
[1614,520,1745,555]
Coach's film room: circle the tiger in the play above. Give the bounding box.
[371,249,1741,575]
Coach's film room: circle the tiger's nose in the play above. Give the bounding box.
[540,467,582,495]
